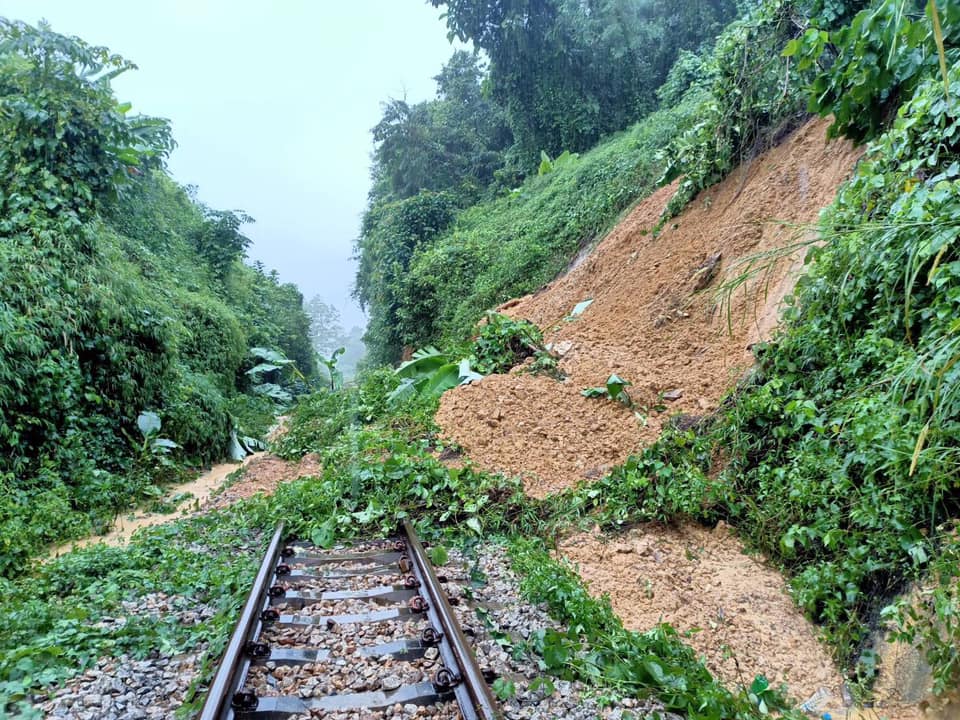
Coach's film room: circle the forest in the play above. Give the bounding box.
[2,0,960,718]
[0,19,316,572]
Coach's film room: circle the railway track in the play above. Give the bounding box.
[199,521,502,720]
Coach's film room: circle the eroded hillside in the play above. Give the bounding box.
[437,117,861,497]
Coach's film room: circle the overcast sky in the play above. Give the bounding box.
[4,1,463,328]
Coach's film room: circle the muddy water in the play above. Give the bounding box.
[49,454,260,557]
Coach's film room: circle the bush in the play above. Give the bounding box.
[161,368,232,465]
[383,96,704,355]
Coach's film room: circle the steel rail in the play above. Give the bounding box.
[401,519,503,720]
[199,523,285,720]
[198,522,502,720]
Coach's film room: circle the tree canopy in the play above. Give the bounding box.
[0,19,315,572]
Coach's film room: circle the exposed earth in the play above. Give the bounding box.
[435,118,953,718]
[436,117,862,498]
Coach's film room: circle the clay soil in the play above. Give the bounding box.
[434,117,940,712]
[561,523,839,703]
[51,452,321,556]
[202,452,321,510]
[436,116,862,498]
[561,526,954,720]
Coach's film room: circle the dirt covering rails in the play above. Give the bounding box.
[436,116,863,498]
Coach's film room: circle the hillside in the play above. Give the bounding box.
[437,117,861,496]
[3,2,960,719]
[0,20,315,573]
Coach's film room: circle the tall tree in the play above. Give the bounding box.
[430,0,738,168]
[370,51,511,204]
[305,295,346,357]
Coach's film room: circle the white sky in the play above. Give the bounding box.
[3,1,464,327]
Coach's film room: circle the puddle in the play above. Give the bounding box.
[49,454,260,557]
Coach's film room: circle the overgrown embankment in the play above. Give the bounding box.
[4,1,960,718]
[0,20,314,573]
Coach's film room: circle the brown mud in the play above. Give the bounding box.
[436,117,862,498]
[50,452,320,556]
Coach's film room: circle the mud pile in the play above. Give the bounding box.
[437,117,861,497]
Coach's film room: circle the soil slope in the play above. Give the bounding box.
[437,117,861,497]
[433,117,883,711]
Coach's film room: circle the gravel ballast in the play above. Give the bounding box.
[35,542,665,719]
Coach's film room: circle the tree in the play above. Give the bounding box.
[369,51,512,204]
[430,0,738,168]
[305,295,345,358]
[354,191,457,365]
[189,207,253,281]
[0,19,174,232]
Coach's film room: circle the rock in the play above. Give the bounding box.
[554,340,574,356]
[690,252,722,292]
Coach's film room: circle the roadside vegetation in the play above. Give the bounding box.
[2,0,960,718]
[0,20,315,572]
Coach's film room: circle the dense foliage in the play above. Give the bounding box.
[355,0,748,363]
[357,96,704,363]
[0,348,791,717]
[796,0,960,142]
[431,0,738,169]
[357,0,960,698]
[656,0,876,217]
[369,51,512,205]
[0,21,314,573]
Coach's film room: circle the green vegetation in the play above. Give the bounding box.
[582,374,634,406]
[0,20,314,573]
[2,357,788,718]
[355,0,960,704]
[357,97,705,363]
[4,0,960,717]
[0,515,265,718]
[431,0,738,169]
[540,0,960,696]
[356,0,746,364]
[509,540,799,719]
[304,295,366,383]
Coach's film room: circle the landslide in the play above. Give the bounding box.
[437,116,862,497]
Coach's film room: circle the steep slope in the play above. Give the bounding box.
[437,117,861,497]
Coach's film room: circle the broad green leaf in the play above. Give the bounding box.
[457,358,484,384]
[137,411,161,437]
[245,362,282,377]
[422,362,462,396]
[428,545,449,566]
[311,520,336,549]
[569,299,593,317]
[386,378,418,406]
[396,347,450,379]
[605,373,631,401]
